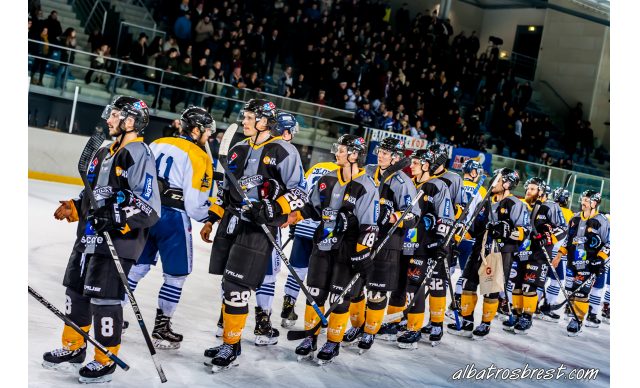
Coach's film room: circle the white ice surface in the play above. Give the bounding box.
[28,179,610,387]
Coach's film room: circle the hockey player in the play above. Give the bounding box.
[553,190,609,336]
[46,96,160,383]
[293,134,379,364]
[446,168,529,340]
[539,187,574,322]
[279,122,339,328]
[342,137,419,352]
[125,106,214,349]
[451,159,487,319]
[586,213,611,328]
[200,99,306,371]
[396,148,453,349]
[504,177,564,334]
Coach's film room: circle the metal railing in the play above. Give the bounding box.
[116,21,166,58]
[71,0,109,35]
[118,0,156,27]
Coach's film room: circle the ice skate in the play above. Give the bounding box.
[396,330,421,349]
[254,307,280,346]
[316,341,340,365]
[78,360,116,384]
[152,309,183,349]
[472,322,491,340]
[42,344,86,371]
[280,295,298,328]
[210,343,241,373]
[295,335,317,362]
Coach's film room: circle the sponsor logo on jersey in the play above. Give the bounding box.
[93,186,114,201]
[443,198,451,217]
[404,195,412,208]
[239,175,264,191]
[84,285,102,292]
[343,193,356,205]
[263,156,277,165]
[88,157,99,173]
[201,173,211,189]
[230,152,238,161]
[572,236,587,245]
[500,208,508,214]
[319,182,326,191]
[81,235,104,245]
[524,273,537,282]
[510,268,517,278]
[115,166,128,177]
[322,209,338,220]
[133,198,153,215]
[526,264,539,271]
[141,173,154,200]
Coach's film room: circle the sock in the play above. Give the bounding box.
[364,307,385,334]
[512,291,523,315]
[256,281,276,313]
[124,264,150,306]
[304,304,326,335]
[349,295,366,328]
[386,305,404,324]
[327,312,350,343]
[522,294,538,316]
[158,274,186,318]
[604,285,610,303]
[589,287,604,315]
[455,277,464,296]
[460,293,478,317]
[428,295,446,324]
[406,312,425,332]
[62,324,91,350]
[223,308,248,345]
[482,298,499,323]
[284,267,308,300]
[546,279,562,305]
[573,301,589,321]
[95,345,120,365]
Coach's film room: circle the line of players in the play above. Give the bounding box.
[41,96,610,382]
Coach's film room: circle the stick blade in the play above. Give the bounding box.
[219,123,238,158]
[78,132,106,174]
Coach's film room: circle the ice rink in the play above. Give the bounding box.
[28,179,610,387]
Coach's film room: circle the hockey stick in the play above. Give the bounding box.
[529,201,586,322]
[78,134,167,383]
[548,259,609,311]
[287,188,425,341]
[384,172,501,324]
[217,124,328,326]
[442,174,486,330]
[29,286,130,371]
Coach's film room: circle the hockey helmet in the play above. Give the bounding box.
[495,168,520,190]
[101,95,150,133]
[427,143,449,174]
[242,99,278,130]
[462,159,483,175]
[180,106,215,134]
[580,190,602,206]
[410,148,436,166]
[374,137,405,159]
[525,176,547,193]
[552,187,570,206]
[331,134,367,165]
[274,111,299,137]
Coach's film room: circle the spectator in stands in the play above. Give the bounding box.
[87,28,103,53]
[54,27,76,89]
[45,11,62,47]
[222,66,245,122]
[130,33,149,85]
[292,73,310,101]
[194,13,214,54]
[84,43,109,85]
[263,28,280,77]
[172,54,194,112]
[146,36,165,79]
[151,47,180,110]
[174,11,192,54]
[30,25,49,86]
[278,65,293,96]
[163,35,181,56]
[581,120,595,165]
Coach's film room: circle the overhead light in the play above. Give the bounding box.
[528,26,536,32]
[500,51,509,59]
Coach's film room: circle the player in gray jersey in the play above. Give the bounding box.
[292,134,380,364]
[44,96,160,383]
[554,190,610,336]
[342,137,419,353]
[201,99,306,372]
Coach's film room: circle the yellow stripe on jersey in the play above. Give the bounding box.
[561,207,573,224]
[153,137,213,192]
[247,135,284,149]
[337,168,366,186]
[463,180,487,198]
[304,162,339,179]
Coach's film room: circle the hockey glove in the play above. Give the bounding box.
[245,199,279,225]
[90,202,127,233]
[489,221,511,240]
[531,224,554,249]
[335,210,357,234]
[588,258,606,277]
[377,202,394,227]
[436,242,450,262]
[260,179,284,201]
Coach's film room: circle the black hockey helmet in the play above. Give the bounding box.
[495,167,520,190]
[552,187,570,206]
[180,106,215,134]
[462,159,483,175]
[410,148,436,166]
[427,143,449,174]
[331,134,367,165]
[525,176,547,193]
[374,137,405,159]
[580,189,602,206]
[242,99,278,130]
[101,95,150,133]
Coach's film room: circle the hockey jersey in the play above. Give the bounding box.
[210,135,306,225]
[72,137,161,260]
[413,177,454,255]
[558,211,610,263]
[460,178,487,229]
[432,169,464,219]
[487,194,531,253]
[294,161,340,239]
[365,164,419,250]
[301,168,379,254]
[150,136,213,222]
